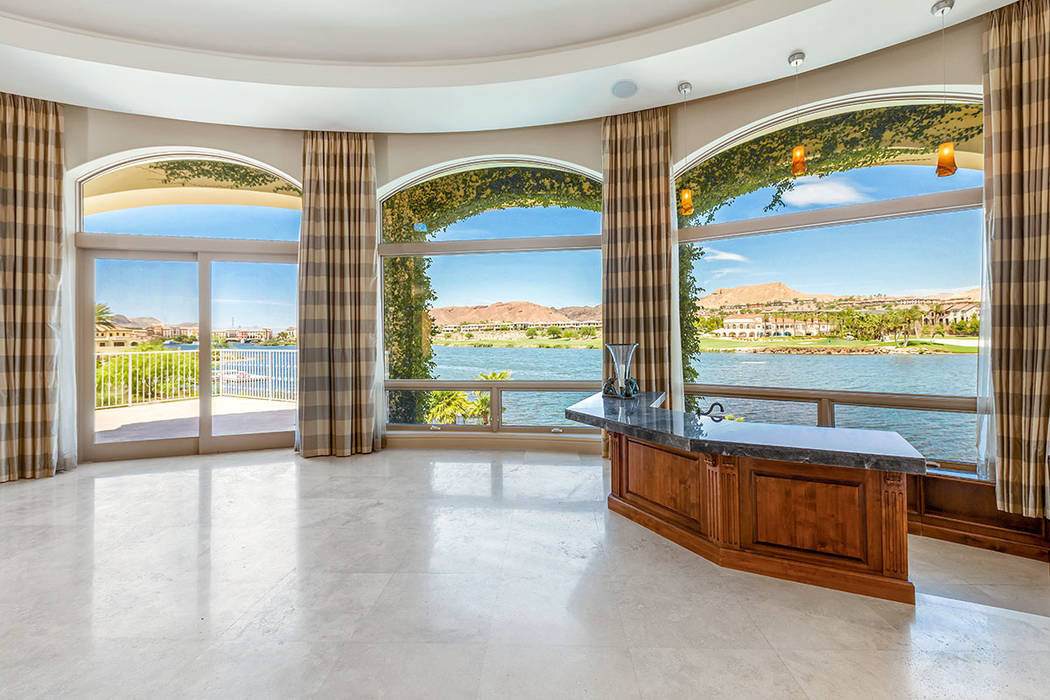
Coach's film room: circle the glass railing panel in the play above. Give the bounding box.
[387,389,493,427]
[833,405,976,465]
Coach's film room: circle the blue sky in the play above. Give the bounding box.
[691,165,983,296]
[85,204,301,240]
[95,259,296,329]
[89,164,983,323]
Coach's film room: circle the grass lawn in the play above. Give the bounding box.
[695,336,976,354]
[433,337,603,349]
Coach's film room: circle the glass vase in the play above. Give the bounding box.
[604,343,639,398]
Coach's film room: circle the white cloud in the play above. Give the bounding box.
[707,267,742,280]
[704,248,749,263]
[782,180,868,207]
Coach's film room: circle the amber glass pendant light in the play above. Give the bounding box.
[678,187,693,216]
[932,0,957,177]
[677,80,694,216]
[788,51,806,176]
[936,141,957,177]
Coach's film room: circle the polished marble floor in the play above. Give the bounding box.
[2,448,1048,699]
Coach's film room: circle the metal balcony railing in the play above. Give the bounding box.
[95,348,298,408]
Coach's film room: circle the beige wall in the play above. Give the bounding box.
[63,106,302,182]
[671,17,984,169]
[61,16,984,190]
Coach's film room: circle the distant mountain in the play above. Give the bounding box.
[696,282,981,310]
[111,314,163,328]
[697,282,835,309]
[925,288,981,302]
[430,301,599,325]
[555,305,602,322]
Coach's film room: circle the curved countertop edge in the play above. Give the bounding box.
[565,392,926,475]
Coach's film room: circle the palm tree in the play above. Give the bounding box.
[425,391,475,425]
[95,303,116,329]
[471,370,511,425]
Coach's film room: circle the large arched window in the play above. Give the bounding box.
[379,163,602,433]
[77,154,300,461]
[675,102,983,469]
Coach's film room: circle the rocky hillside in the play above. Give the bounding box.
[696,282,979,309]
[111,314,163,328]
[431,301,601,325]
[697,282,834,309]
[555,305,602,321]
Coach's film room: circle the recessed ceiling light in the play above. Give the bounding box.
[611,80,638,99]
[931,0,953,17]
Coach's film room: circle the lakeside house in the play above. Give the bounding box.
[98,322,292,349]
[715,314,835,338]
[94,326,151,351]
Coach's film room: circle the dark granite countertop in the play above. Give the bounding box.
[566,392,926,474]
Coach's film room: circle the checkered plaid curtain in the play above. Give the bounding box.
[0,93,63,482]
[601,107,675,403]
[296,132,379,457]
[985,0,1050,518]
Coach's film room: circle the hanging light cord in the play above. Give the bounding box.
[940,8,948,106]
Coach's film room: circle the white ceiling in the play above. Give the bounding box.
[0,0,731,62]
[0,0,1011,133]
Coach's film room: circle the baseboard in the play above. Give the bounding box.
[384,431,602,454]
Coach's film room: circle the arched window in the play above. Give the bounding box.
[379,163,602,431]
[675,102,982,469]
[77,154,300,460]
[83,157,301,240]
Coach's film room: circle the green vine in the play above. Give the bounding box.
[383,166,601,243]
[147,159,301,195]
[382,166,601,423]
[676,103,983,226]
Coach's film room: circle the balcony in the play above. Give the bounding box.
[94,348,296,442]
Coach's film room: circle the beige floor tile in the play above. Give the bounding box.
[2,447,1047,698]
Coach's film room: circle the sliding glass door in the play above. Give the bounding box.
[76,153,301,461]
[210,261,298,437]
[93,257,200,444]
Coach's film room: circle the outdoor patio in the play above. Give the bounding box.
[94,396,296,442]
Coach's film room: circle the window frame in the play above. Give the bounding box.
[73,151,301,462]
[377,158,603,436]
[674,96,985,473]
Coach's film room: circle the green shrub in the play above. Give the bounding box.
[546,326,563,338]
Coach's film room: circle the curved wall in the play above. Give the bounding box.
[62,17,984,200]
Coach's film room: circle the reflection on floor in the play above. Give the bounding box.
[94,397,295,442]
[2,448,1048,698]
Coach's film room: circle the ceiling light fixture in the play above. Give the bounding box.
[931,0,957,177]
[788,50,807,177]
[677,81,694,217]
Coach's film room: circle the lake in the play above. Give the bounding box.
[431,345,978,464]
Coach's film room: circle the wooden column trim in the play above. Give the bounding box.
[702,455,720,542]
[881,472,909,580]
[719,456,741,549]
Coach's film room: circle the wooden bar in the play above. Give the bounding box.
[568,393,924,604]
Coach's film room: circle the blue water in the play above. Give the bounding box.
[158,341,980,464]
[430,346,979,463]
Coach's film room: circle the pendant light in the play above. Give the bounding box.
[788,51,806,176]
[677,80,695,216]
[932,0,957,177]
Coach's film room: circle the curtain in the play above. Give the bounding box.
[296,131,381,457]
[0,93,64,482]
[984,0,1050,518]
[601,107,676,411]
[976,212,997,481]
